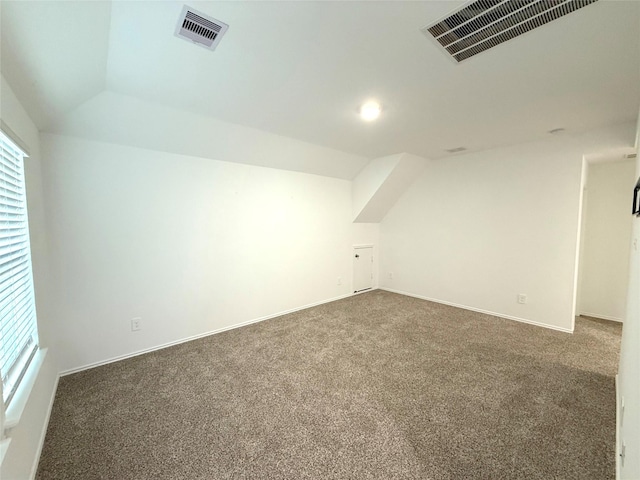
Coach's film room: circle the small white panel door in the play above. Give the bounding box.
[353,247,373,293]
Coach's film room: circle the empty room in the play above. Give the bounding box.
[1,1,639,479]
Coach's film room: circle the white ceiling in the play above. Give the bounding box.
[0,1,111,128]
[2,0,639,161]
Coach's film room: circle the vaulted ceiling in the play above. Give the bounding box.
[2,0,639,164]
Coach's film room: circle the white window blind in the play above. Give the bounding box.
[0,130,38,407]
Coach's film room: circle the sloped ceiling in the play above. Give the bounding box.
[0,1,111,128]
[353,153,429,223]
[1,0,639,164]
[45,90,371,180]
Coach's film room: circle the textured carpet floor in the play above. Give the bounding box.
[36,290,621,479]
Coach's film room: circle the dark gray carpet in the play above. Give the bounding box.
[36,290,621,479]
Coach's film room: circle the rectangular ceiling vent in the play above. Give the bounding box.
[175,5,228,51]
[422,0,599,63]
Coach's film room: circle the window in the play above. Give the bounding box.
[0,130,38,407]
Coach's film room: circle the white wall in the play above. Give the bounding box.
[380,123,636,332]
[578,160,635,321]
[40,134,378,373]
[0,76,58,480]
[618,119,640,479]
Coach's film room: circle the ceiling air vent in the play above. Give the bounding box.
[422,0,599,63]
[175,5,228,51]
[446,147,467,153]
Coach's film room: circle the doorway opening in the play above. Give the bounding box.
[576,154,636,324]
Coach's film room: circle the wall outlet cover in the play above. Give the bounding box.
[131,317,141,331]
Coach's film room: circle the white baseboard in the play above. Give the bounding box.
[380,287,574,333]
[29,373,59,480]
[580,311,623,323]
[60,292,362,376]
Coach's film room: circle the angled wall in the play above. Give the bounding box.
[352,153,428,223]
[46,91,369,181]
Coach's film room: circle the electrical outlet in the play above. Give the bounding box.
[131,317,141,332]
[517,294,527,304]
[621,440,626,466]
[337,277,342,285]
[389,272,394,280]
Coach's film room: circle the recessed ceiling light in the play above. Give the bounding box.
[548,128,566,135]
[359,101,381,121]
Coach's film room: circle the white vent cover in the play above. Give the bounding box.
[175,5,228,51]
[422,0,599,63]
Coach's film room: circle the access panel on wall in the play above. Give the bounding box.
[353,246,373,293]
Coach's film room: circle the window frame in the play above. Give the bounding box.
[0,129,40,410]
